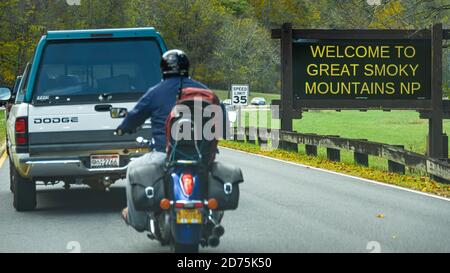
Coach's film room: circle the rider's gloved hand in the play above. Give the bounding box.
[115,126,138,136]
[115,127,125,136]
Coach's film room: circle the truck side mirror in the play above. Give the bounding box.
[0,87,12,101]
[0,87,12,106]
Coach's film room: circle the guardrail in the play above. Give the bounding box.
[230,127,450,183]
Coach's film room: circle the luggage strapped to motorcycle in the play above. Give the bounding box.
[165,78,224,166]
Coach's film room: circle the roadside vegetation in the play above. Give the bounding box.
[220,140,450,199]
[0,1,448,97]
[295,110,450,155]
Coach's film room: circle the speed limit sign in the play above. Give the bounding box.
[231,84,249,106]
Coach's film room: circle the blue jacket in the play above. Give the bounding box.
[118,76,208,152]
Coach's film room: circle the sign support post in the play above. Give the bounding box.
[428,23,444,160]
[280,23,298,151]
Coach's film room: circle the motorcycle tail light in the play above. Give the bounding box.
[181,173,194,196]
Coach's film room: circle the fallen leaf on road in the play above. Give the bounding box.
[377,214,385,218]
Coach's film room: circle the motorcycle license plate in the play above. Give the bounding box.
[90,154,120,168]
[176,209,202,224]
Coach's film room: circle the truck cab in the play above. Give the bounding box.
[3,28,167,211]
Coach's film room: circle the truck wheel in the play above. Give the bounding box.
[12,164,36,211]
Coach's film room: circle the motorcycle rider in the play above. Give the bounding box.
[116,49,208,232]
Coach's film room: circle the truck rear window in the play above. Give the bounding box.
[33,38,162,104]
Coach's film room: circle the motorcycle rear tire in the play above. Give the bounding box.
[174,243,199,253]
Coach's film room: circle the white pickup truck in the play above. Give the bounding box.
[0,28,167,211]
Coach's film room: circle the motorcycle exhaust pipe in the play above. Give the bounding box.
[212,225,225,238]
[208,235,220,248]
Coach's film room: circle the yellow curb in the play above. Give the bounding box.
[0,145,6,169]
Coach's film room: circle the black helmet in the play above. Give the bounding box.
[161,49,189,78]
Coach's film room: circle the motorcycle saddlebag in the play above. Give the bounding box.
[128,163,166,212]
[208,162,244,210]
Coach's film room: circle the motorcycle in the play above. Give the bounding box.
[135,135,225,253]
[111,107,239,253]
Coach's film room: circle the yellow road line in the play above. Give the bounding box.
[0,149,7,169]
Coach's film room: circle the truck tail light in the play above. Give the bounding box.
[15,117,28,145]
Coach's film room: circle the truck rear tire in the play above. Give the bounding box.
[12,164,36,211]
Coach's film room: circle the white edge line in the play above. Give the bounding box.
[220,146,450,203]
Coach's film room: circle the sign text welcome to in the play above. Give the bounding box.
[293,40,431,100]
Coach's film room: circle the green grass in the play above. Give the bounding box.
[232,104,450,156]
[213,89,280,103]
[0,109,5,148]
[294,110,450,155]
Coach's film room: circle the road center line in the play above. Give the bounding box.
[0,150,7,169]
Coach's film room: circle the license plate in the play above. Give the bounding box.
[176,209,202,224]
[90,154,120,168]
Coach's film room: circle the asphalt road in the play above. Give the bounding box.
[1,148,450,253]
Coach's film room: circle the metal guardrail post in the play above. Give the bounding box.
[327,148,340,162]
[354,138,369,166]
[257,129,270,147]
[305,145,318,156]
[388,161,406,174]
[388,145,406,174]
[354,152,369,167]
[248,127,257,145]
[236,127,245,143]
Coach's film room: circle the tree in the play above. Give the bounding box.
[149,0,229,79]
[0,0,447,94]
[211,18,279,92]
[219,0,254,17]
[248,0,310,29]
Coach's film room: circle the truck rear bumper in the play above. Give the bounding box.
[14,153,145,178]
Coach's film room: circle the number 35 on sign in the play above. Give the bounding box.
[231,84,249,106]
